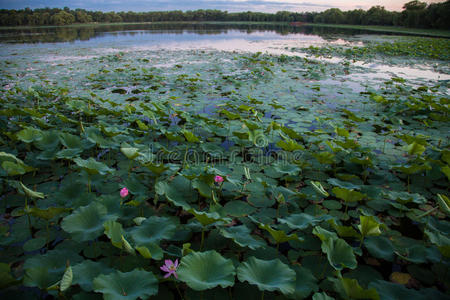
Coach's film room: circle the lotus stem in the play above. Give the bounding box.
[174,281,184,300]
[182,145,188,168]
[261,291,264,300]
[200,228,205,251]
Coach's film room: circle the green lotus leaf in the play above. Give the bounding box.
[404,142,426,156]
[358,215,382,238]
[437,194,450,215]
[59,132,92,150]
[1,161,25,176]
[237,257,295,294]
[313,152,335,164]
[188,208,231,227]
[363,236,395,261]
[142,161,168,175]
[442,165,450,181]
[16,127,43,143]
[384,191,426,205]
[93,269,158,300]
[350,156,373,167]
[311,181,329,197]
[182,129,200,143]
[72,260,113,292]
[85,127,113,148]
[312,292,335,300]
[8,181,45,199]
[130,216,177,246]
[393,241,440,264]
[223,201,256,217]
[73,157,114,175]
[276,138,304,151]
[334,126,349,137]
[313,226,357,271]
[332,187,365,202]
[163,176,197,210]
[23,237,46,252]
[258,222,302,244]
[135,243,163,260]
[328,219,360,238]
[61,202,115,242]
[0,263,19,289]
[178,250,235,291]
[442,150,450,165]
[103,220,124,249]
[0,152,35,175]
[392,163,431,175]
[120,144,140,160]
[28,206,71,220]
[272,163,301,176]
[424,227,450,258]
[334,277,380,300]
[287,265,318,299]
[369,280,448,300]
[56,148,83,159]
[23,249,82,289]
[220,225,266,250]
[34,130,60,151]
[279,213,332,230]
[344,265,384,288]
[327,178,360,190]
[60,265,73,292]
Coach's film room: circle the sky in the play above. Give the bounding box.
[0,0,446,13]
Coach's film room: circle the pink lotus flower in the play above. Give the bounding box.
[120,187,129,198]
[214,175,224,183]
[160,259,179,279]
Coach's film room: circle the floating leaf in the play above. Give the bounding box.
[335,277,380,300]
[404,142,426,156]
[258,223,302,244]
[313,226,357,271]
[332,187,365,202]
[279,213,332,230]
[120,144,140,160]
[358,215,382,238]
[130,216,177,246]
[311,181,329,197]
[178,251,235,291]
[220,225,266,250]
[73,157,114,175]
[287,265,318,299]
[93,269,158,300]
[72,260,113,292]
[61,202,115,242]
[237,257,296,295]
[188,209,231,227]
[60,265,73,292]
[103,220,124,249]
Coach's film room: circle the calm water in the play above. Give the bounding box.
[0,23,448,81]
[0,23,393,45]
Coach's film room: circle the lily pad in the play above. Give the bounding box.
[93,269,158,300]
[237,256,296,295]
[177,250,235,290]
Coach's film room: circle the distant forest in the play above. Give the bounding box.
[0,0,449,30]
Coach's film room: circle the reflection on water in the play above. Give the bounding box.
[0,23,399,44]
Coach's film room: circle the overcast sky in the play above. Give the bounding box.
[0,0,446,12]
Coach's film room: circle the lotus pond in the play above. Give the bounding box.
[0,23,449,300]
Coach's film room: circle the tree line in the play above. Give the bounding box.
[0,1,449,30]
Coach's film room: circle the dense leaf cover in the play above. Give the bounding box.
[0,35,449,299]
